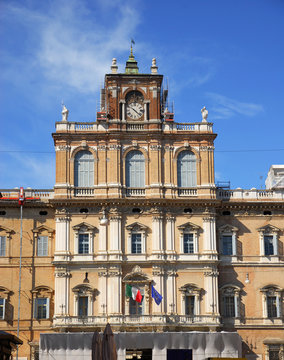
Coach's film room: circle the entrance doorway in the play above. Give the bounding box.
[126,349,152,359]
[167,349,192,360]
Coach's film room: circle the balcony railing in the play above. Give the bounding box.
[217,188,284,200]
[53,314,220,327]
[0,189,54,201]
[177,188,197,196]
[74,187,94,197]
[125,188,146,197]
[126,123,145,131]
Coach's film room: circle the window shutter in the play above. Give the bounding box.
[34,299,38,319]
[0,236,6,256]
[74,151,94,187]
[43,236,48,256]
[1,299,5,320]
[46,298,50,319]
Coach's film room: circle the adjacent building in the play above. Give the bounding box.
[0,51,283,360]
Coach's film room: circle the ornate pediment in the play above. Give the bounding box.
[0,225,14,235]
[123,265,151,283]
[126,222,148,232]
[177,222,201,232]
[218,224,238,233]
[257,224,280,234]
[72,222,97,232]
[179,283,202,294]
[260,285,283,294]
[32,225,54,234]
[72,284,95,294]
[220,284,241,295]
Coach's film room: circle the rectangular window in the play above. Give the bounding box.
[268,346,281,360]
[78,296,88,316]
[184,233,194,253]
[185,296,195,315]
[223,296,235,317]
[222,235,233,255]
[129,296,144,315]
[264,235,274,256]
[78,234,89,254]
[35,298,49,319]
[0,236,6,256]
[37,236,48,256]
[267,296,277,318]
[0,298,5,319]
[131,233,142,254]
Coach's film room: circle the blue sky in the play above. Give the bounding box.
[0,0,284,190]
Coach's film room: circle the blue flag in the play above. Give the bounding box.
[151,285,162,305]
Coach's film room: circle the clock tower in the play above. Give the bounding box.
[98,47,164,131]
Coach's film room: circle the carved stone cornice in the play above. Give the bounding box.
[55,145,71,152]
[203,268,219,277]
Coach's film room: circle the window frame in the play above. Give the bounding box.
[72,284,95,317]
[257,225,280,258]
[74,150,94,188]
[123,265,151,316]
[129,287,145,315]
[31,286,53,321]
[0,226,14,258]
[32,225,54,258]
[177,150,197,188]
[73,222,97,256]
[37,235,48,257]
[125,150,145,188]
[261,286,283,319]
[218,224,238,259]
[179,284,202,316]
[220,285,241,319]
[178,222,200,255]
[126,223,148,255]
[34,298,49,319]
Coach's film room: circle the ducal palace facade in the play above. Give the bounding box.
[0,51,283,360]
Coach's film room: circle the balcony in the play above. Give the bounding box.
[0,189,54,202]
[125,188,146,197]
[177,188,197,197]
[126,123,144,131]
[53,314,220,328]
[74,187,94,197]
[217,188,284,201]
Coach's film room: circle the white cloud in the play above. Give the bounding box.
[207,92,264,119]
[1,0,141,94]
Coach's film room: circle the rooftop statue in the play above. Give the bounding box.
[201,106,208,122]
[62,104,69,122]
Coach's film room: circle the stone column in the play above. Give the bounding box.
[109,215,122,261]
[54,268,70,316]
[54,213,70,261]
[97,223,107,261]
[152,215,164,259]
[165,216,176,259]
[204,267,219,315]
[202,211,217,254]
[166,268,177,314]
[108,267,121,314]
[98,268,108,315]
[152,266,164,314]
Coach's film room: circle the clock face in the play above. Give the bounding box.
[127,101,144,119]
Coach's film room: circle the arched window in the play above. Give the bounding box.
[126,151,145,188]
[177,151,196,187]
[74,151,94,187]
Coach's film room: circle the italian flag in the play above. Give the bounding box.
[126,284,142,303]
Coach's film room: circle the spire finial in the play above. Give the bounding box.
[130,39,135,59]
[125,39,139,74]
